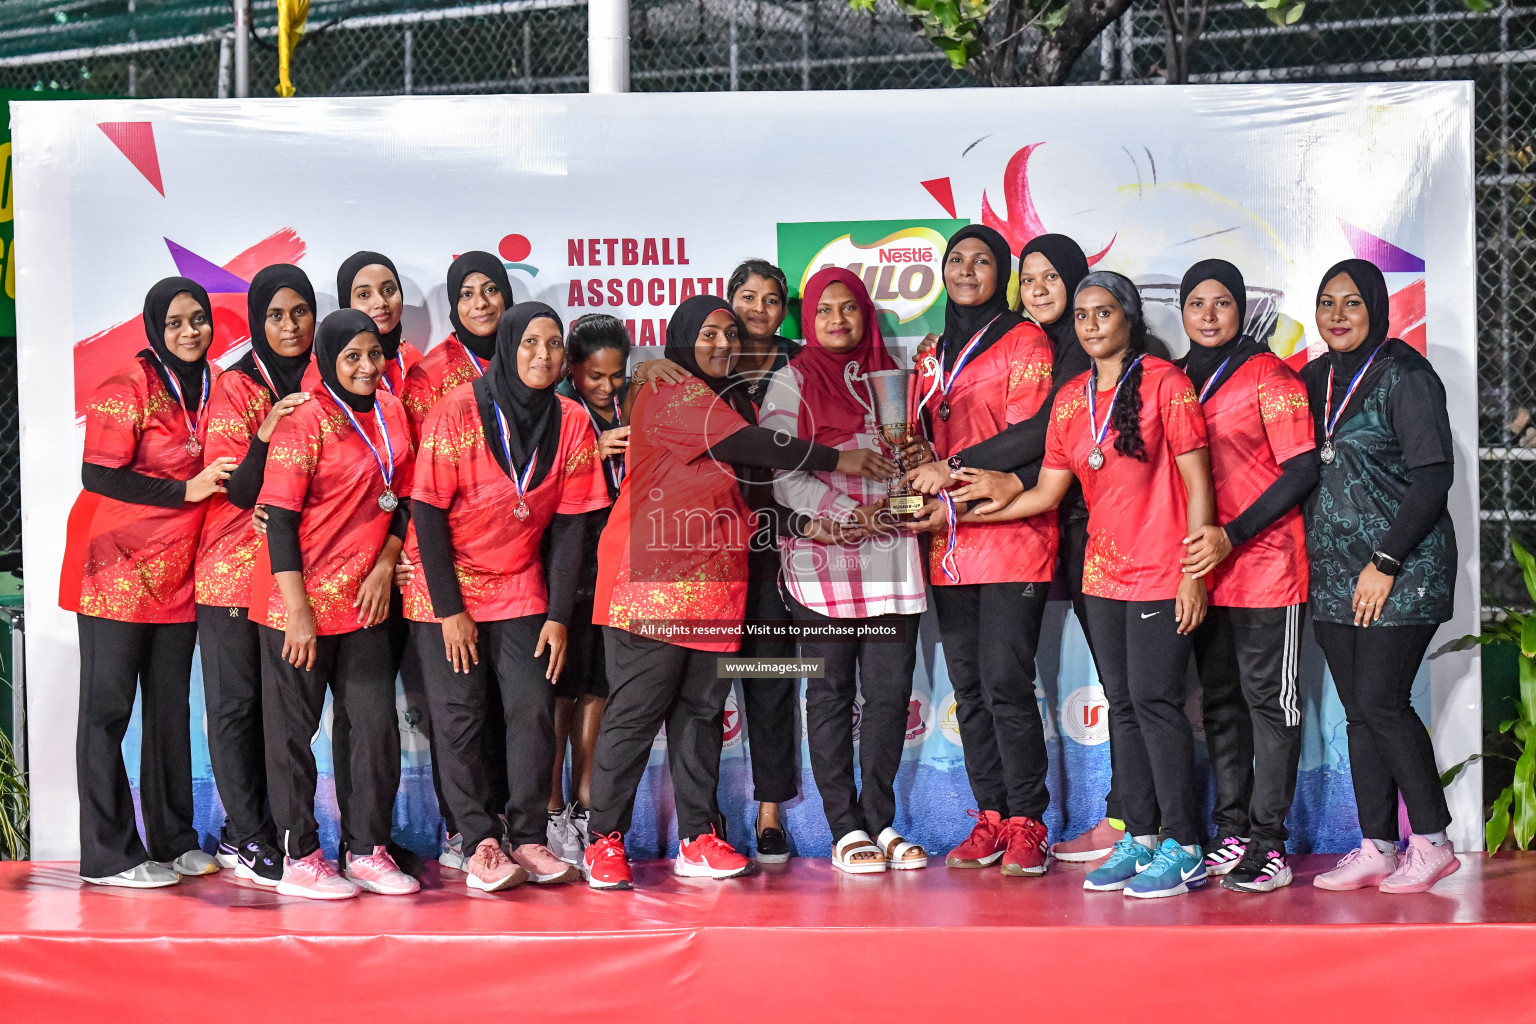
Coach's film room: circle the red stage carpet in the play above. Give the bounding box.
[3,854,1534,1022]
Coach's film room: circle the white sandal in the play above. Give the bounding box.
[878,827,928,870]
[832,831,887,874]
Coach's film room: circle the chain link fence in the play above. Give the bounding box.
[0,0,1528,607]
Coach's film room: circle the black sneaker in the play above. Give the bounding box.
[755,827,791,865]
[216,837,240,871]
[1222,842,1293,893]
[234,840,284,887]
[1202,835,1248,876]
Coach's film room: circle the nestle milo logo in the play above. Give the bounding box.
[777,219,969,338]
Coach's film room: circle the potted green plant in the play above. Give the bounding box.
[0,727,26,860]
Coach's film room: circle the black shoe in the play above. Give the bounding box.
[233,840,284,887]
[1221,841,1293,893]
[755,826,791,865]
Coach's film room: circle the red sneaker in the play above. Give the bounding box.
[999,816,1049,877]
[1050,818,1125,863]
[946,809,1006,868]
[583,832,633,891]
[674,828,753,879]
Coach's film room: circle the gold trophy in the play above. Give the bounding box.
[844,362,925,517]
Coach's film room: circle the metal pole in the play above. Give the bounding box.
[217,33,232,97]
[1119,8,1133,78]
[588,0,630,92]
[127,0,137,97]
[233,0,250,98]
[403,28,413,94]
[729,0,739,91]
[1100,19,1116,81]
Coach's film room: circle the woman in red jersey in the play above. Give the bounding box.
[256,309,416,900]
[406,301,611,892]
[62,276,236,888]
[928,270,1217,900]
[580,295,893,891]
[905,225,1058,879]
[1176,259,1317,894]
[197,264,315,886]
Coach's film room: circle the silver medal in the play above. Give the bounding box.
[185,437,202,458]
[1320,440,1335,465]
[513,500,530,522]
[1087,446,1105,471]
[378,489,399,512]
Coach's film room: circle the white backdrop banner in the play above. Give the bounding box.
[13,84,1481,860]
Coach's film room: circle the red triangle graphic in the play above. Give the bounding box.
[920,177,957,219]
[97,122,164,196]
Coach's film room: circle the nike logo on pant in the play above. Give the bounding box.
[1140,611,1160,619]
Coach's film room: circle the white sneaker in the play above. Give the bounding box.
[345,846,421,895]
[439,832,467,871]
[546,806,584,865]
[81,860,181,889]
[277,849,359,900]
[168,850,220,876]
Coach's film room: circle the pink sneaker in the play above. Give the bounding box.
[1049,818,1125,863]
[465,838,527,892]
[1313,839,1398,891]
[1379,835,1460,894]
[345,846,421,895]
[510,843,580,884]
[277,849,360,900]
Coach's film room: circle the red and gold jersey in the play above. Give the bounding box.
[404,389,610,622]
[1044,356,1208,601]
[1201,353,1313,608]
[253,389,414,635]
[594,378,752,652]
[301,340,423,403]
[914,321,1058,584]
[60,357,206,623]
[399,335,487,447]
[194,369,270,607]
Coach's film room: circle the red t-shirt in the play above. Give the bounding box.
[404,389,611,622]
[400,335,487,447]
[1200,353,1313,608]
[60,357,207,623]
[195,369,271,607]
[253,389,414,635]
[301,341,423,402]
[914,321,1057,584]
[593,378,752,652]
[1043,356,1209,601]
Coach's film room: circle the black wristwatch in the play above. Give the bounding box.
[1371,550,1403,576]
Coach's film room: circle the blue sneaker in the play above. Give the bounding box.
[1083,835,1155,891]
[1124,838,1208,899]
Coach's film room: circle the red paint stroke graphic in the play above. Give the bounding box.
[72,228,308,416]
[981,143,1114,264]
[920,177,957,219]
[1389,278,1427,355]
[96,122,165,197]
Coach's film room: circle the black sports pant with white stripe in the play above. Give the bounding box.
[1193,604,1305,847]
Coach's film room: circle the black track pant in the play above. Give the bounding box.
[932,581,1050,820]
[197,604,273,847]
[1060,516,1120,823]
[1313,621,1450,841]
[792,597,919,840]
[1083,596,1202,846]
[738,573,800,805]
[417,616,555,853]
[76,615,199,878]
[589,628,732,843]
[261,623,398,859]
[1194,604,1305,845]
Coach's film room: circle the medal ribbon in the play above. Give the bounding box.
[585,398,624,490]
[1086,353,1147,453]
[150,351,210,445]
[935,315,1001,404]
[493,401,539,502]
[1323,345,1382,441]
[325,385,396,493]
[464,344,488,378]
[939,491,961,584]
[1196,356,1233,404]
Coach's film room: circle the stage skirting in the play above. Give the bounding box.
[2,855,1533,1022]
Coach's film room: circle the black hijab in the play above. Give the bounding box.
[1019,233,1090,352]
[664,294,756,422]
[473,301,564,489]
[238,264,316,399]
[1318,257,1391,378]
[314,308,382,413]
[1179,258,1261,395]
[940,225,1023,370]
[337,251,404,360]
[446,251,513,361]
[141,276,213,412]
